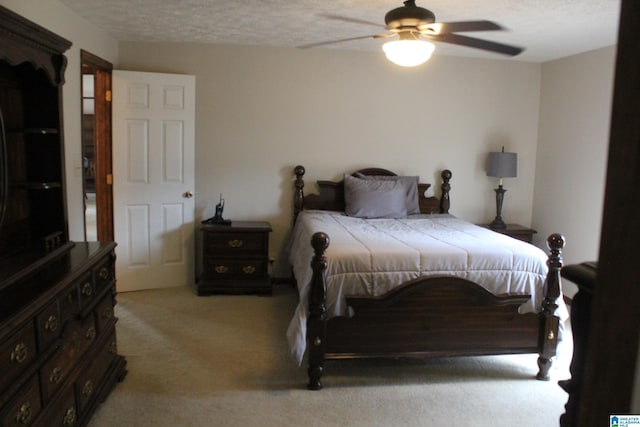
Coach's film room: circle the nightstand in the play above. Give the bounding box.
[198,221,272,295]
[482,223,537,243]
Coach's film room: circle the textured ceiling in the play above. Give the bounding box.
[60,0,621,62]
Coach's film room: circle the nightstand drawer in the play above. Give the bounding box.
[204,258,268,280]
[204,232,267,256]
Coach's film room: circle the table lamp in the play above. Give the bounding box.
[486,147,517,229]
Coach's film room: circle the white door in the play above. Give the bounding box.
[112,70,195,292]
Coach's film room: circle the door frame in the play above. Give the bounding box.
[80,50,114,241]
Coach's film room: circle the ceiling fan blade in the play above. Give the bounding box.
[423,20,503,34]
[298,34,379,49]
[428,33,523,56]
[319,13,385,29]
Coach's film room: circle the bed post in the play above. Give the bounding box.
[537,233,565,380]
[294,165,306,224]
[440,169,452,213]
[307,232,329,390]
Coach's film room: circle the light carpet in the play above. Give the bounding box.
[89,284,572,427]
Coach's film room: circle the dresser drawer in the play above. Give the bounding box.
[204,231,267,256]
[58,277,83,325]
[94,291,115,334]
[204,258,268,281]
[36,387,77,427]
[0,322,38,392]
[75,332,116,413]
[92,256,114,296]
[36,299,61,353]
[0,375,42,427]
[40,315,97,402]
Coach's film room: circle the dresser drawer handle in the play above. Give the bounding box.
[15,402,32,424]
[81,282,93,297]
[98,266,110,280]
[11,342,28,364]
[82,379,94,397]
[110,340,117,355]
[45,315,59,332]
[215,265,229,274]
[62,407,76,427]
[242,265,256,274]
[102,305,114,320]
[227,239,243,248]
[85,326,96,341]
[49,367,63,384]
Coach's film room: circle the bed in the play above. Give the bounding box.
[288,165,567,390]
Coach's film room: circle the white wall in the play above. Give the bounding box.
[533,46,616,296]
[118,42,542,276]
[0,0,119,240]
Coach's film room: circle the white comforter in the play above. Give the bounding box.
[286,211,568,365]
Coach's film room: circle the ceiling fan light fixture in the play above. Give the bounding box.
[382,39,435,67]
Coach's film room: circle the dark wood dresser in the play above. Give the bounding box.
[198,221,272,295]
[0,242,127,427]
[0,7,126,426]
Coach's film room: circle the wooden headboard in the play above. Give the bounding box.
[293,165,452,224]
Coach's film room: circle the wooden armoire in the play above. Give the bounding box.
[0,6,127,426]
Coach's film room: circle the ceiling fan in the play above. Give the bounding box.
[300,0,524,67]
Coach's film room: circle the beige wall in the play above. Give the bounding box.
[533,46,616,296]
[0,0,119,240]
[118,42,543,276]
[0,2,616,282]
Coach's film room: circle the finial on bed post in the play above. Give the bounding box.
[537,233,565,380]
[440,169,452,213]
[308,232,329,390]
[294,165,306,224]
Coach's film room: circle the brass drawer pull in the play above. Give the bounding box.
[242,265,256,274]
[110,340,117,355]
[102,305,113,320]
[81,282,93,297]
[45,315,59,332]
[15,402,32,424]
[62,407,76,426]
[85,326,96,341]
[49,367,63,384]
[11,342,28,364]
[82,379,94,397]
[215,265,229,274]
[227,239,243,248]
[98,266,110,280]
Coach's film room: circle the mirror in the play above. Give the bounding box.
[81,70,97,240]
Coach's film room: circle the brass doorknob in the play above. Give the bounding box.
[183,191,193,198]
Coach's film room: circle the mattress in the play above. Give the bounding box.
[286,210,568,364]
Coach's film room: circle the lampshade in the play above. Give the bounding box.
[486,151,517,178]
[382,40,435,67]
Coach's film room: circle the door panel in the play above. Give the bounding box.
[113,70,195,292]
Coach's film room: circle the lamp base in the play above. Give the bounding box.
[489,217,507,229]
[490,185,507,230]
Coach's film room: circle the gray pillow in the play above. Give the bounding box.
[354,173,420,215]
[344,174,408,219]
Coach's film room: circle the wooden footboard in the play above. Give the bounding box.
[306,232,565,390]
